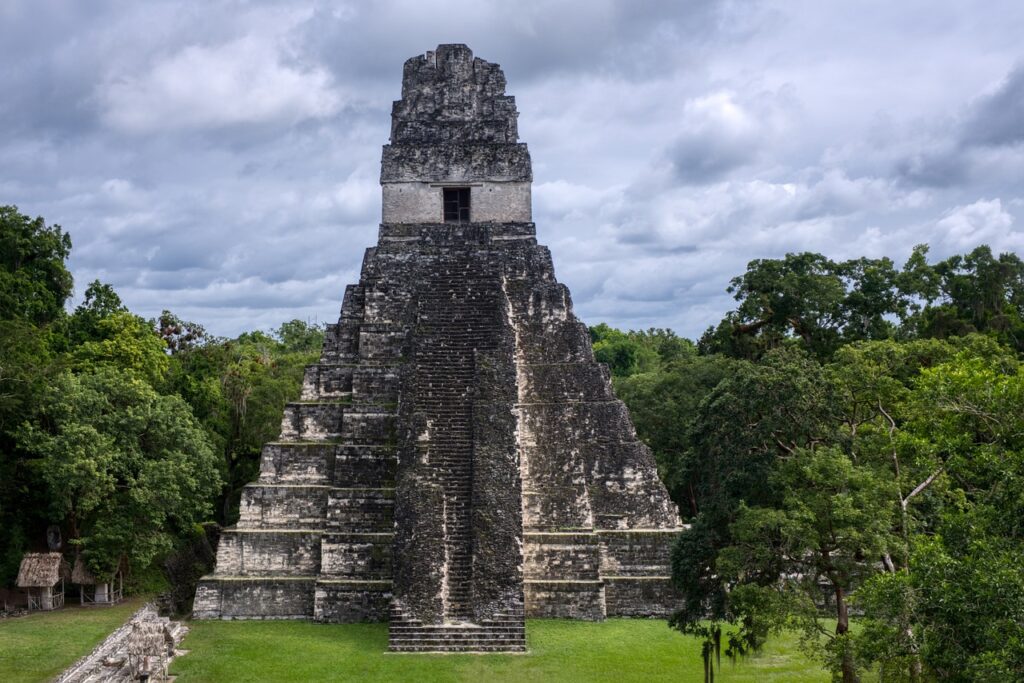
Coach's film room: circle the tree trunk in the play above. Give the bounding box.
[835,584,860,683]
[907,627,922,682]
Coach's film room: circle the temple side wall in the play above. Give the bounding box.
[382,182,531,223]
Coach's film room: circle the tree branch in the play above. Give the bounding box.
[903,467,943,509]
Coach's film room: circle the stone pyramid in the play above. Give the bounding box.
[195,44,682,653]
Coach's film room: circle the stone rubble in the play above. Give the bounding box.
[56,604,187,682]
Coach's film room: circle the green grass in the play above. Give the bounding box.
[0,598,143,683]
[172,619,836,682]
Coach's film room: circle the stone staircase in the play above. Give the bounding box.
[388,606,526,653]
[386,257,528,651]
[414,270,502,621]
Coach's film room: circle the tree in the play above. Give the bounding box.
[701,245,1024,361]
[0,319,59,582]
[720,447,898,683]
[669,340,956,682]
[614,353,734,517]
[907,246,1024,352]
[163,323,321,524]
[671,334,1023,682]
[670,347,842,680]
[868,345,1024,681]
[0,206,73,583]
[18,367,221,578]
[699,252,905,360]
[158,310,210,354]
[72,310,169,386]
[274,319,325,354]
[589,324,692,377]
[0,205,73,325]
[67,280,128,345]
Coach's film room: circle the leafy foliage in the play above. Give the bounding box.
[603,245,1024,681]
[589,324,693,377]
[700,244,1024,360]
[165,320,324,523]
[0,205,73,325]
[18,368,221,579]
[699,252,905,359]
[157,310,210,354]
[910,245,1024,350]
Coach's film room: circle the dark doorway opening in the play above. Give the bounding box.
[443,187,471,223]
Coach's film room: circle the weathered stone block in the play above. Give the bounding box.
[514,320,594,363]
[332,446,396,487]
[603,577,680,618]
[520,401,637,445]
[380,143,532,183]
[523,533,601,581]
[301,364,353,400]
[586,442,680,529]
[341,409,395,444]
[325,489,394,533]
[320,323,358,363]
[522,486,594,531]
[214,530,321,576]
[279,402,347,441]
[352,366,400,404]
[524,580,606,620]
[258,443,335,484]
[519,363,614,403]
[320,533,393,579]
[339,284,365,319]
[358,326,405,361]
[598,530,678,576]
[391,474,445,623]
[238,485,328,529]
[194,578,315,620]
[314,581,391,623]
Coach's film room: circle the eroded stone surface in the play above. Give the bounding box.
[56,604,187,683]
[195,44,683,653]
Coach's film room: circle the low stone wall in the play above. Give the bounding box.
[56,603,187,683]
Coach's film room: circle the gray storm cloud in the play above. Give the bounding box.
[1,0,1023,339]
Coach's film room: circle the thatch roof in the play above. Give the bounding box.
[71,555,125,584]
[71,556,96,585]
[16,553,66,588]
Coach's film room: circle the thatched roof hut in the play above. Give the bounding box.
[72,555,125,605]
[71,556,98,585]
[16,552,65,588]
[16,552,67,610]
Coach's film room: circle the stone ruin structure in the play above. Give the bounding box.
[57,604,187,682]
[195,44,683,652]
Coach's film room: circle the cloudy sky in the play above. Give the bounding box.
[3,1,1023,339]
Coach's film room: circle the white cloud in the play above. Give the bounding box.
[935,198,1020,251]
[5,0,1024,339]
[99,36,342,132]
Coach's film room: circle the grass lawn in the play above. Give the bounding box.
[172,618,843,682]
[0,598,143,683]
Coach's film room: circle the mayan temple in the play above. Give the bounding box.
[194,44,683,653]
